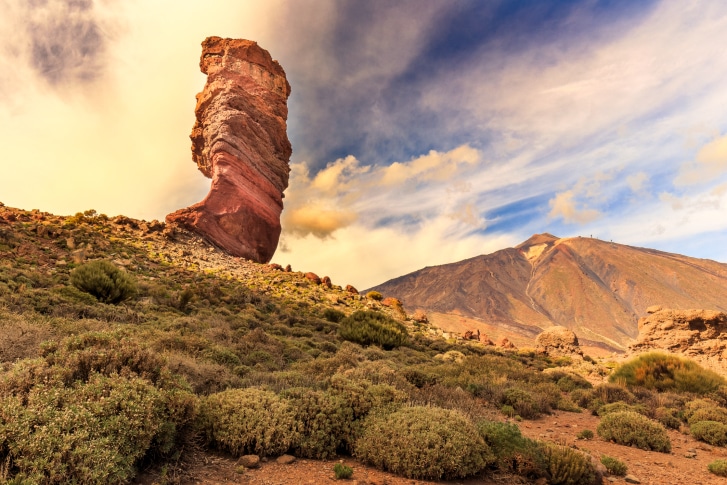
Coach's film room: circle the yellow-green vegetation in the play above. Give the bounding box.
[577,429,594,440]
[708,459,727,477]
[600,455,627,476]
[354,406,493,480]
[542,444,597,485]
[337,310,408,349]
[597,411,671,452]
[198,388,297,456]
[609,352,726,394]
[365,291,383,301]
[333,462,353,479]
[690,421,727,446]
[70,260,137,304]
[3,206,727,483]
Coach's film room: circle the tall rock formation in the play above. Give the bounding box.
[166,37,291,263]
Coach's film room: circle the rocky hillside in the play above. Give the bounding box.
[369,234,727,352]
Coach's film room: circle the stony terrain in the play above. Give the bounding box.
[167,37,292,263]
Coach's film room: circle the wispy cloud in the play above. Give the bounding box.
[675,133,727,185]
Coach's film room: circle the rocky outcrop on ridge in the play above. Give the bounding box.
[535,326,583,358]
[630,308,727,373]
[166,37,292,263]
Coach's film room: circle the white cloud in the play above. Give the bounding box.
[675,134,727,186]
[548,190,601,225]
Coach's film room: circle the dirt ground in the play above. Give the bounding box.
[136,409,727,485]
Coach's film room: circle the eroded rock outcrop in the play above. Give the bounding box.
[630,309,727,372]
[166,37,291,263]
[535,326,583,358]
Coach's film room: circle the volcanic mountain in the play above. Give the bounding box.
[368,234,727,352]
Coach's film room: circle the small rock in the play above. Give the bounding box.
[684,452,696,459]
[276,454,296,464]
[624,475,641,484]
[238,455,260,469]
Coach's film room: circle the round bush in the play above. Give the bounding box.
[597,411,671,453]
[609,352,725,394]
[596,401,649,417]
[687,406,727,426]
[355,406,493,480]
[690,421,727,446]
[502,387,540,419]
[543,444,597,485]
[198,388,296,456]
[600,455,627,476]
[708,459,727,477]
[338,310,408,350]
[70,260,137,304]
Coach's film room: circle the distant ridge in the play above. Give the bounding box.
[368,234,727,351]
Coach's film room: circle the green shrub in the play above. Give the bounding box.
[596,401,649,417]
[476,420,543,476]
[355,406,493,480]
[708,459,727,477]
[655,406,683,429]
[609,352,725,394]
[597,411,671,452]
[338,311,408,350]
[323,308,346,323]
[600,455,627,476]
[333,463,353,479]
[577,429,594,440]
[365,291,383,301]
[197,388,296,456]
[555,373,592,392]
[690,421,727,446]
[502,387,540,419]
[542,444,597,485]
[687,406,727,426]
[70,260,137,304]
[0,334,196,485]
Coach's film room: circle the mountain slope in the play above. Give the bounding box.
[369,234,727,350]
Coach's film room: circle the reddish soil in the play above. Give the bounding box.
[135,452,524,485]
[519,410,727,485]
[136,409,727,484]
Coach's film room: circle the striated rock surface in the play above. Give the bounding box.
[630,309,727,374]
[535,326,583,358]
[166,37,291,263]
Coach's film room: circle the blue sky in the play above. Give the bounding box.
[1,0,727,288]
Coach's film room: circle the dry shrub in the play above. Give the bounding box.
[597,411,671,452]
[476,420,543,476]
[687,406,727,426]
[197,388,296,456]
[164,352,242,395]
[0,315,53,363]
[691,421,727,446]
[596,401,649,417]
[542,444,597,485]
[355,406,493,480]
[610,352,725,395]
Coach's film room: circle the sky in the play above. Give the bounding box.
[2,0,727,289]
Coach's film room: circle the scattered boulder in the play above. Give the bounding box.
[535,326,583,357]
[276,454,296,465]
[381,297,402,308]
[463,329,480,341]
[321,276,332,288]
[345,284,359,294]
[304,272,322,285]
[411,309,428,323]
[166,37,292,263]
[479,334,495,346]
[499,338,516,349]
[238,455,260,469]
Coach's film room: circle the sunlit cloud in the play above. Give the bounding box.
[548,190,601,225]
[675,134,727,186]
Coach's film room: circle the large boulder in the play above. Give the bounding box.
[166,37,292,263]
[630,309,727,373]
[536,326,583,357]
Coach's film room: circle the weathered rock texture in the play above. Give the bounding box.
[166,37,291,263]
[630,308,727,374]
[535,326,583,358]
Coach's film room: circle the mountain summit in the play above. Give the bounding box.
[368,234,727,351]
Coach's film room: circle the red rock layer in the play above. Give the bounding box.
[166,37,291,263]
